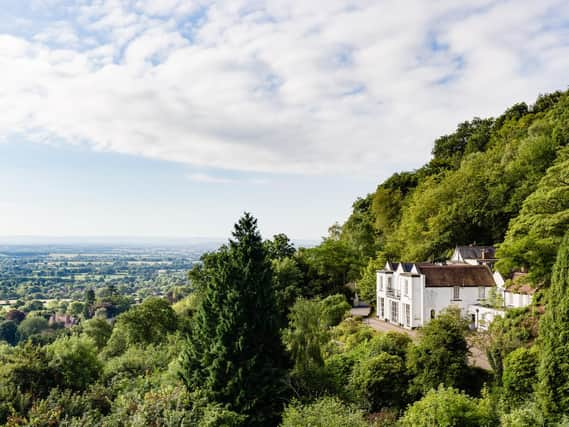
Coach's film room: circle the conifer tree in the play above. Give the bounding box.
[180,213,289,425]
[537,230,569,420]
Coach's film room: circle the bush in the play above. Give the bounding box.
[502,346,538,407]
[281,397,368,427]
[399,385,497,427]
[320,294,351,328]
[348,352,407,411]
[17,317,49,340]
[46,336,102,391]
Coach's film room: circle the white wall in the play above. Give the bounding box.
[422,286,483,322]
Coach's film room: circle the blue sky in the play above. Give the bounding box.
[0,0,568,239]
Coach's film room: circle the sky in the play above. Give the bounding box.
[0,0,568,240]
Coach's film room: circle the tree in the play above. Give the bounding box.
[281,397,368,427]
[17,316,49,340]
[5,309,25,323]
[348,352,407,411]
[265,233,296,260]
[320,294,350,328]
[0,321,18,345]
[283,299,328,372]
[83,288,95,319]
[357,253,387,305]
[502,346,538,408]
[271,256,305,324]
[179,213,289,426]
[399,385,496,427]
[407,307,470,396]
[537,231,569,420]
[104,297,177,357]
[497,146,569,284]
[46,335,102,391]
[81,318,113,351]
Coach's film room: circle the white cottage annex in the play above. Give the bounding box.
[376,262,495,329]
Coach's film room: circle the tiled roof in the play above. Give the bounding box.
[418,263,495,287]
[505,283,536,295]
[456,245,496,260]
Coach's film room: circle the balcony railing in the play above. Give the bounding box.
[386,289,401,300]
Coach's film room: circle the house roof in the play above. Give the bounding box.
[417,263,495,287]
[399,262,415,272]
[386,262,398,271]
[505,283,536,295]
[455,245,496,260]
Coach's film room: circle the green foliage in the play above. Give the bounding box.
[283,299,329,372]
[341,195,380,259]
[104,297,177,357]
[320,294,350,328]
[348,352,407,411]
[500,400,546,427]
[333,90,569,266]
[497,145,569,284]
[0,343,58,399]
[265,233,296,260]
[356,253,387,305]
[172,294,198,318]
[482,306,537,383]
[297,236,363,297]
[399,385,497,427]
[46,335,102,391]
[280,397,368,427]
[272,256,305,323]
[537,231,569,420]
[502,346,538,408]
[81,318,113,350]
[17,317,49,341]
[407,307,470,396]
[179,213,289,426]
[0,320,18,345]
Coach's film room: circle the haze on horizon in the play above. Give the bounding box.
[1,0,568,240]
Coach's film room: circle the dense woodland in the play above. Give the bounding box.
[0,90,568,426]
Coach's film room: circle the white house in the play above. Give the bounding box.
[491,271,534,309]
[376,262,495,329]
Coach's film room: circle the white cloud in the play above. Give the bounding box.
[0,0,568,177]
[186,172,267,184]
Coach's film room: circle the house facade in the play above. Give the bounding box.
[376,262,495,329]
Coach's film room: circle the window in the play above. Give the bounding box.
[387,276,392,290]
[379,298,385,318]
[405,304,411,326]
[453,286,460,300]
[404,279,409,297]
[379,276,383,291]
[430,309,436,319]
[478,287,485,300]
[391,301,398,323]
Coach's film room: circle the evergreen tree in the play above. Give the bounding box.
[179,213,289,425]
[537,230,569,420]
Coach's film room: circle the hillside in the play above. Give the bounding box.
[335,89,569,300]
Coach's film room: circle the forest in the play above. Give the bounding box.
[0,89,568,426]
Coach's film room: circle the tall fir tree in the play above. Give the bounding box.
[537,230,569,420]
[180,213,289,425]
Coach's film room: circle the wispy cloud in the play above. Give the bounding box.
[0,0,568,176]
[186,172,268,185]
